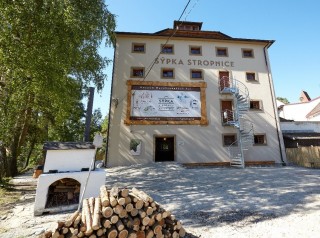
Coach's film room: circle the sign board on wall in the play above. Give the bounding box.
[125,81,208,125]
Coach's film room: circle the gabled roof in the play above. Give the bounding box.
[306,102,320,118]
[115,21,274,46]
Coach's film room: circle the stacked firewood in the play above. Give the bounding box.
[40,187,186,238]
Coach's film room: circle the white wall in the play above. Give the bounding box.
[44,149,95,173]
[281,121,320,132]
[279,98,320,121]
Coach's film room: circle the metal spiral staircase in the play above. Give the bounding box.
[220,77,254,168]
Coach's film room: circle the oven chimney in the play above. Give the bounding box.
[84,87,95,142]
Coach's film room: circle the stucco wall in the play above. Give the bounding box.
[107,35,283,166]
[281,121,320,132]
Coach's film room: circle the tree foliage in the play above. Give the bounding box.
[0,0,116,177]
[277,97,290,104]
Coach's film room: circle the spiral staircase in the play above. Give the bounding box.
[220,77,254,168]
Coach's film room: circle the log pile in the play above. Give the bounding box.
[40,187,186,238]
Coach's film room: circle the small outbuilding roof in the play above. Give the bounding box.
[283,132,320,140]
[43,142,95,150]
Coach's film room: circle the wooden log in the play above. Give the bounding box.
[118,197,126,206]
[152,222,162,235]
[110,187,119,198]
[73,214,81,228]
[96,228,106,237]
[130,208,138,217]
[141,216,150,226]
[106,226,118,238]
[88,234,97,238]
[103,219,112,229]
[138,210,146,219]
[113,204,124,215]
[119,209,128,219]
[100,186,110,207]
[136,230,145,238]
[120,188,129,198]
[134,200,144,210]
[116,219,125,231]
[172,231,179,238]
[145,207,153,216]
[132,188,153,202]
[92,197,101,230]
[147,217,155,227]
[77,231,85,237]
[52,231,60,238]
[110,215,119,224]
[125,203,134,212]
[62,227,69,234]
[128,231,137,238]
[89,197,95,216]
[102,206,114,218]
[178,227,186,237]
[145,230,154,238]
[124,196,131,205]
[118,229,128,238]
[83,199,93,236]
[109,196,118,207]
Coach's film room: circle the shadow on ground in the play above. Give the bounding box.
[105,163,320,230]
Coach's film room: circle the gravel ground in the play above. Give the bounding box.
[1,163,320,238]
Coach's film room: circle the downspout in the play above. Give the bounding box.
[263,42,287,165]
[104,40,117,167]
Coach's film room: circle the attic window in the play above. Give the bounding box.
[189,46,202,55]
[161,44,174,54]
[216,47,228,57]
[242,49,254,58]
[132,43,145,53]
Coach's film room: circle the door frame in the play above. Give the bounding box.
[153,134,176,162]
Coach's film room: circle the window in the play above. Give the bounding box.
[242,48,254,58]
[189,46,202,55]
[132,43,145,53]
[250,100,262,110]
[216,47,228,57]
[161,68,175,79]
[190,69,203,80]
[254,134,267,145]
[223,134,237,146]
[246,72,257,82]
[131,67,144,78]
[161,44,174,54]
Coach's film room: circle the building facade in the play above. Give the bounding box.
[107,21,286,167]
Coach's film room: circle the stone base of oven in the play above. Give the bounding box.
[34,169,105,216]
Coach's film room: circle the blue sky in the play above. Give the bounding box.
[95,0,320,116]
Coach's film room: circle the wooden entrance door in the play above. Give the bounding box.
[155,137,174,162]
[221,100,234,123]
[219,71,230,91]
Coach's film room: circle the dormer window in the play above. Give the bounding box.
[173,21,202,31]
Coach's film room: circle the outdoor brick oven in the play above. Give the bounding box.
[34,142,105,216]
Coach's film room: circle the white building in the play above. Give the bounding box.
[107,21,286,167]
[279,91,320,121]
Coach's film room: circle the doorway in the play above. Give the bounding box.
[219,71,230,91]
[155,136,175,162]
[221,100,234,123]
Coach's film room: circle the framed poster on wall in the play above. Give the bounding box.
[125,81,208,125]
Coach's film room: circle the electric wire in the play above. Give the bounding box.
[114,0,200,109]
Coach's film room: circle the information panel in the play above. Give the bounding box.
[125,81,207,125]
[131,85,201,121]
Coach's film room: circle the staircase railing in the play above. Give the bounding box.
[220,76,253,168]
